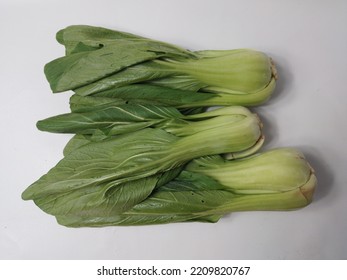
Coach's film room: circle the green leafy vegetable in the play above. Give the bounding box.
[68,83,276,113]
[36,105,260,142]
[21,25,316,228]
[44,25,276,106]
[69,84,220,111]
[22,107,263,215]
[53,148,316,227]
[36,104,183,136]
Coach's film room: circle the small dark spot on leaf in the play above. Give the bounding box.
[201,200,205,203]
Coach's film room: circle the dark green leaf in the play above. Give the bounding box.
[44,41,161,92]
[33,167,183,217]
[45,25,195,93]
[56,25,145,55]
[63,134,91,156]
[88,84,213,108]
[73,62,169,96]
[56,212,221,227]
[22,128,178,200]
[36,104,183,136]
[53,170,230,227]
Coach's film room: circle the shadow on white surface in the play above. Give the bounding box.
[295,145,334,203]
[266,53,295,106]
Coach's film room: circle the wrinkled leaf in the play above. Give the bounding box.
[56,25,145,55]
[63,134,91,156]
[45,41,165,92]
[45,25,195,93]
[22,128,178,200]
[33,167,183,216]
[56,213,222,227]
[54,171,230,227]
[36,104,184,136]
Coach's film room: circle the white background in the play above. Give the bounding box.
[1,0,346,260]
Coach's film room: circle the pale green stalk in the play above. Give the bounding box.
[151,49,276,94]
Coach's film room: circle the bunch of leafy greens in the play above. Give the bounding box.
[22,25,316,227]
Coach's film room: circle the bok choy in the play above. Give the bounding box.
[52,148,316,227]
[44,25,277,106]
[68,84,267,111]
[35,105,264,144]
[22,106,264,215]
[21,25,317,227]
